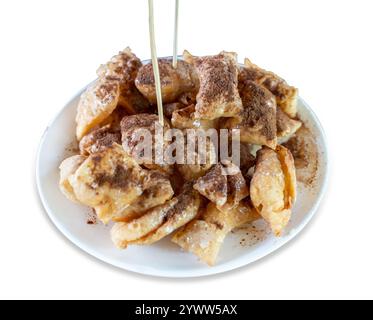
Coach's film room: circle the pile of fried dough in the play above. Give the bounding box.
[59,48,304,266]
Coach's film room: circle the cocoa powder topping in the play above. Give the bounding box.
[95,165,134,189]
[195,54,237,104]
[239,81,277,140]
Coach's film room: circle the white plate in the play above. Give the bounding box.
[36,83,328,278]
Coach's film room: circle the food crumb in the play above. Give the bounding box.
[86,209,97,225]
[64,141,79,157]
[234,219,270,247]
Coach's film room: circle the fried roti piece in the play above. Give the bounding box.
[194,164,228,207]
[135,59,199,105]
[173,219,226,266]
[172,200,260,266]
[223,80,277,149]
[69,143,148,224]
[79,125,121,156]
[97,47,151,115]
[167,169,186,196]
[76,80,120,140]
[226,140,256,174]
[113,170,174,222]
[164,102,185,118]
[59,155,87,203]
[121,114,173,174]
[111,183,201,248]
[184,51,243,120]
[118,87,151,115]
[176,134,218,181]
[178,91,197,106]
[240,58,298,118]
[133,185,202,245]
[111,198,179,248]
[238,142,256,174]
[97,47,142,92]
[283,126,318,186]
[276,108,302,143]
[250,145,296,236]
[171,105,219,130]
[193,162,249,212]
[100,107,129,131]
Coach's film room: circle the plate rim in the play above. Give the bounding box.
[36,83,329,279]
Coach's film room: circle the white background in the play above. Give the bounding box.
[0,0,372,300]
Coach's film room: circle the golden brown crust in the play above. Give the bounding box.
[276,145,297,209]
[69,143,149,224]
[97,47,151,115]
[223,81,277,149]
[79,125,121,156]
[241,58,298,118]
[97,47,143,92]
[135,59,199,105]
[194,164,228,207]
[113,170,174,222]
[111,182,201,248]
[111,198,179,249]
[118,87,151,115]
[193,162,249,212]
[250,145,296,236]
[185,51,243,120]
[76,80,120,141]
[99,107,129,131]
[172,200,260,266]
[276,108,302,142]
[171,105,219,130]
[238,142,256,174]
[133,186,201,245]
[173,220,226,266]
